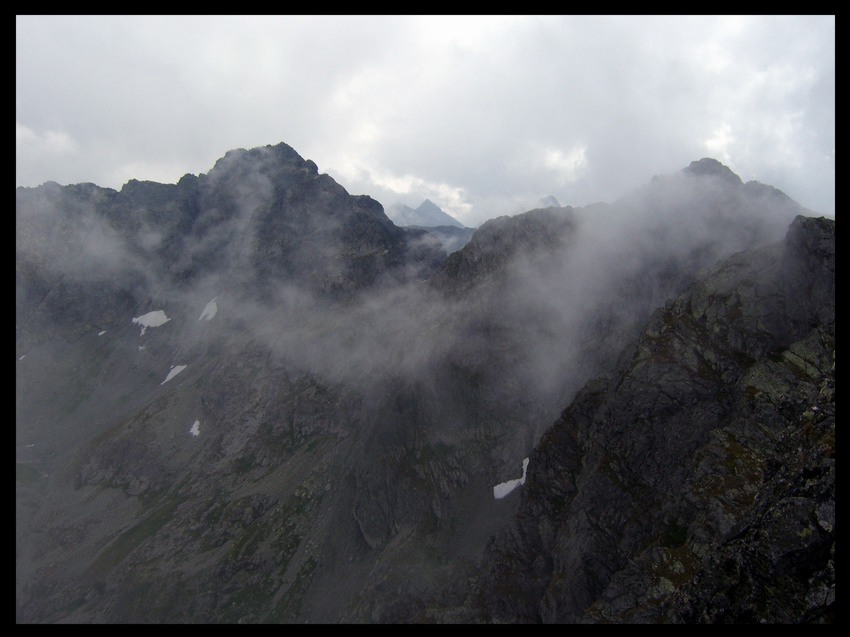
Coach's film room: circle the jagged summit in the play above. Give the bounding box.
[210,141,309,172]
[17,141,446,308]
[684,157,743,184]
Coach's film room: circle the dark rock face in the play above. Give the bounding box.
[16,143,442,318]
[465,215,834,624]
[430,206,579,294]
[683,157,743,183]
[16,146,833,624]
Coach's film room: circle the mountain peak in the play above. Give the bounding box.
[386,199,466,229]
[684,157,743,184]
[417,198,445,211]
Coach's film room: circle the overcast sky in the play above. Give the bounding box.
[16,15,834,227]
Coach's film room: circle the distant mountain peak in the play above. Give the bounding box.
[416,198,441,212]
[386,199,466,229]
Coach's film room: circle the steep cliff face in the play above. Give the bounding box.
[466,215,834,623]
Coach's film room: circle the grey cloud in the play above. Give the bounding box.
[16,15,834,227]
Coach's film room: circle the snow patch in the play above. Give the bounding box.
[493,457,530,500]
[132,310,170,336]
[160,364,187,385]
[18,355,26,361]
[190,420,200,436]
[199,297,218,321]
[98,330,107,336]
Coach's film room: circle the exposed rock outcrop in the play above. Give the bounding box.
[464,215,834,623]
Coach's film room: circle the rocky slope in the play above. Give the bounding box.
[16,146,831,623]
[440,215,835,623]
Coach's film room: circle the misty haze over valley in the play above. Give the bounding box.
[16,142,834,623]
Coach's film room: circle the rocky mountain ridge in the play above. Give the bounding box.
[456,215,835,623]
[16,144,833,623]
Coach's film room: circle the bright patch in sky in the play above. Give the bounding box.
[542,145,588,182]
[160,364,187,385]
[363,166,474,222]
[704,122,736,165]
[16,121,77,163]
[199,297,218,321]
[132,310,170,336]
[493,457,530,499]
[190,420,200,436]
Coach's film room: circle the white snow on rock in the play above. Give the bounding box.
[190,420,200,436]
[132,310,170,336]
[98,330,107,336]
[160,364,187,385]
[493,457,530,500]
[18,355,26,361]
[199,297,218,321]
